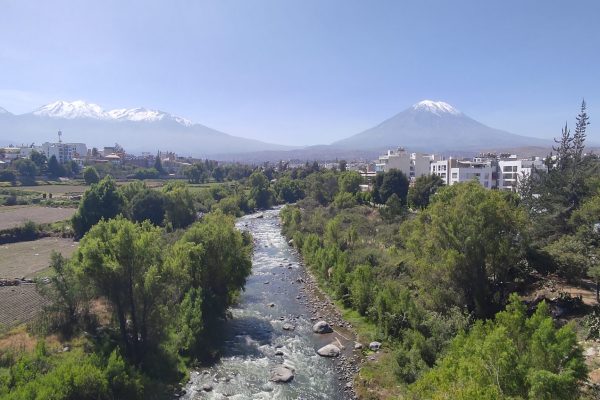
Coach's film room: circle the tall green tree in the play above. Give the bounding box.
[83,166,100,185]
[47,155,66,178]
[408,174,444,209]
[248,171,273,209]
[401,182,528,317]
[379,169,409,204]
[411,295,587,400]
[72,176,125,238]
[14,158,38,184]
[162,182,196,229]
[73,217,173,363]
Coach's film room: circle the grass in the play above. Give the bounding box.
[0,206,76,230]
[0,237,78,279]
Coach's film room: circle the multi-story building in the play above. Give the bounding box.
[497,156,547,192]
[431,157,496,188]
[42,142,87,164]
[375,148,433,180]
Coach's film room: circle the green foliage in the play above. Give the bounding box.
[130,189,166,226]
[411,295,587,400]
[47,155,66,179]
[162,182,196,229]
[379,169,409,204]
[408,174,444,209]
[0,170,16,184]
[401,182,528,318]
[83,166,100,185]
[13,158,38,184]
[29,150,47,171]
[379,193,405,221]
[73,217,173,363]
[350,265,375,315]
[274,176,304,203]
[72,176,125,238]
[131,168,160,180]
[338,171,362,195]
[248,171,273,209]
[333,191,357,209]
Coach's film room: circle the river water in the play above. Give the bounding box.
[182,208,347,400]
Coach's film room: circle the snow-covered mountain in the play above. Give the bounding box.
[332,100,549,151]
[0,106,11,115]
[0,100,292,156]
[31,100,192,127]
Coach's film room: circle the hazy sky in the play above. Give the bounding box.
[1,0,599,145]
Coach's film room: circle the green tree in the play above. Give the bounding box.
[338,171,362,195]
[14,158,38,184]
[162,182,196,229]
[83,166,100,185]
[154,153,164,174]
[47,155,66,178]
[379,169,409,204]
[274,176,304,203]
[350,265,375,315]
[248,171,273,209]
[130,189,166,226]
[72,176,125,238]
[73,217,173,363]
[29,150,47,171]
[408,174,444,209]
[411,295,587,400]
[401,182,528,317]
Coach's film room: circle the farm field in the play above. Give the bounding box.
[0,284,48,331]
[18,184,89,196]
[0,237,78,279]
[0,205,76,230]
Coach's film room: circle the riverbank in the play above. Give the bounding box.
[284,237,363,399]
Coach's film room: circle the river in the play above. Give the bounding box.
[182,208,353,400]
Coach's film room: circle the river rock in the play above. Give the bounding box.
[369,341,382,351]
[312,320,333,334]
[282,323,295,331]
[270,365,295,383]
[202,384,213,392]
[317,344,340,357]
[354,343,363,350]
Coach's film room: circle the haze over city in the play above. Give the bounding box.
[1,0,599,146]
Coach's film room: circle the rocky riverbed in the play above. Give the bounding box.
[179,208,363,400]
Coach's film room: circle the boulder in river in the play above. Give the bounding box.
[312,320,333,334]
[282,323,295,331]
[270,365,295,383]
[202,384,213,392]
[317,344,340,357]
[369,341,382,351]
[354,343,363,350]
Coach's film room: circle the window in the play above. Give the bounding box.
[451,172,458,179]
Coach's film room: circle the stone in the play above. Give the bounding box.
[275,349,284,356]
[317,344,341,357]
[270,365,294,383]
[202,384,213,392]
[312,320,333,334]
[354,343,363,350]
[268,303,275,307]
[369,341,382,351]
[282,323,295,331]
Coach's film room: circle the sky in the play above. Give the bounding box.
[1,0,599,146]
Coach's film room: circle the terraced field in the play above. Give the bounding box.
[0,238,78,279]
[0,205,76,230]
[0,283,48,331]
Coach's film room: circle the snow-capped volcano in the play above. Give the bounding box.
[32,100,193,126]
[333,99,549,151]
[412,100,461,116]
[0,106,10,115]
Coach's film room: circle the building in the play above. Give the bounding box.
[497,156,547,192]
[375,148,433,180]
[431,157,496,189]
[42,142,87,164]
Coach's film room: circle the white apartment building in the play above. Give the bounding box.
[497,156,547,192]
[42,142,87,164]
[431,158,496,189]
[375,148,433,180]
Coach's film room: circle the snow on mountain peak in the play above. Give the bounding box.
[34,100,107,119]
[32,100,193,126]
[0,106,9,115]
[412,100,461,116]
